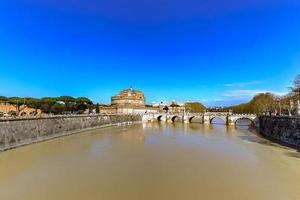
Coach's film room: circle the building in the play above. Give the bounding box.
[111,88,146,107]
[151,101,185,113]
[100,87,156,114]
[111,88,146,114]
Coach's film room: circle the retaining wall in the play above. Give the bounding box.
[0,114,142,151]
[259,116,300,148]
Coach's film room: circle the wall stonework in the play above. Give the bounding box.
[259,116,300,148]
[0,114,142,151]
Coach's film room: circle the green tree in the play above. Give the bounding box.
[51,103,65,115]
[57,96,75,114]
[0,96,8,102]
[26,98,41,114]
[75,97,93,113]
[8,97,25,116]
[76,97,93,105]
[40,97,56,114]
[163,106,169,113]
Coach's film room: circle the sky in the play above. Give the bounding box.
[0,0,300,106]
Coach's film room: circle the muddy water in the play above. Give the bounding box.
[0,122,300,200]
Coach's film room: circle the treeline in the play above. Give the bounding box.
[0,96,100,115]
[185,102,206,113]
[225,74,300,115]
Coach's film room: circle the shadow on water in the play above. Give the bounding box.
[284,150,300,159]
[231,119,292,150]
[238,135,290,149]
[234,120,300,158]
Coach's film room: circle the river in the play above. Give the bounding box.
[0,121,300,200]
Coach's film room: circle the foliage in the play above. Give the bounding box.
[7,97,25,115]
[0,96,8,102]
[163,106,169,113]
[8,97,24,106]
[51,103,66,115]
[170,102,179,107]
[185,102,205,113]
[76,97,92,105]
[26,98,41,110]
[292,74,300,98]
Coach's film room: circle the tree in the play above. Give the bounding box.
[170,102,180,113]
[250,93,276,115]
[185,102,205,113]
[163,106,169,113]
[57,96,75,114]
[273,95,282,115]
[40,97,56,114]
[76,97,93,105]
[291,74,300,115]
[51,103,65,115]
[8,97,25,116]
[95,104,100,114]
[293,74,300,91]
[281,92,295,116]
[26,98,41,114]
[0,96,8,102]
[75,97,93,113]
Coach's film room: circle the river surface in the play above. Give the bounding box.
[0,122,300,200]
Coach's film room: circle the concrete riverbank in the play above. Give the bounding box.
[0,114,142,151]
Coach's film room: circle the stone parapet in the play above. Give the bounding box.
[0,114,142,151]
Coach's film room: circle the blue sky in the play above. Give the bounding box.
[0,0,300,106]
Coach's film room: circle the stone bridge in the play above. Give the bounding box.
[142,112,257,126]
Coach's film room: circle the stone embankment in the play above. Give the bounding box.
[259,116,300,148]
[0,114,141,151]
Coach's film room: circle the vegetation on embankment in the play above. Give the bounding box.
[223,74,300,115]
[0,96,100,116]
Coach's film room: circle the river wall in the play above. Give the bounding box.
[259,116,300,148]
[0,114,142,151]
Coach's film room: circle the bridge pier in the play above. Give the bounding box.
[183,115,191,123]
[227,116,235,126]
[203,115,210,124]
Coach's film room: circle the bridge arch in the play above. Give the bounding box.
[210,116,227,124]
[157,115,163,122]
[234,117,256,126]
[171,115,180,122]
[188,116,195,123]
[189,116,204,123]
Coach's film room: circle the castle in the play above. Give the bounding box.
[100,87,154,114]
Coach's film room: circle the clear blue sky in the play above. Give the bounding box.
[0,0,300,106]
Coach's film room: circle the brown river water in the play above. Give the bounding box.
[0,121,300,200]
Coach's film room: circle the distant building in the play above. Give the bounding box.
[100,87,156,114]
[111,87,146,108]
[151,101,185,113]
